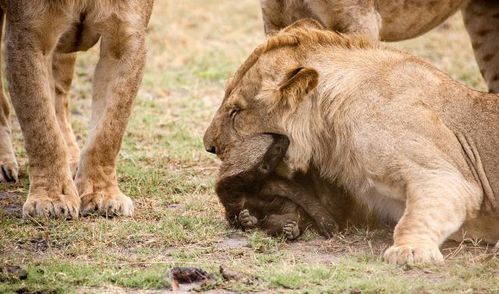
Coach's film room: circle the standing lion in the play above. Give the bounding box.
[204,20,499,264]
[260,0,499,93]
[0,0,154,219]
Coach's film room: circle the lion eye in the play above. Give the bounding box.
[229,108,239,118]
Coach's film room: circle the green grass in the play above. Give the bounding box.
[1,0,497,293]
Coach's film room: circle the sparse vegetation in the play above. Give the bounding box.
[0,0,497,293]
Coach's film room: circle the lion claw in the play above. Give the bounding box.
[0,163,18,183]
[22,194,80,219]
[80,191,134,217]
[384,244,443,265]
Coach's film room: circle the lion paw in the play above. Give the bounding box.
[283,220,300,240]
[238,209,258,228]
[80,190,134,217]
[384,244,443,265]
[0,158,18,183]
[0,133,18,183]
[22,190,80,219]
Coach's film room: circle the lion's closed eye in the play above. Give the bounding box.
[229,108,239,118]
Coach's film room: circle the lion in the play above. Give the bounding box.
[0,11,17,184]
[203,19,499,264]
[216,132,378,239]
[260,0,499,93]
[0,0,154,219]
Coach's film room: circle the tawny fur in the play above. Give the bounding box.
[0,0,154,219]
[204,20,499,264]
[260,0,499,93]
[0,8,17,183]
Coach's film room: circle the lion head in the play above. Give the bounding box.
[203,19,374,170]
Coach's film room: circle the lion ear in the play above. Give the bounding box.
[278,67,319,109]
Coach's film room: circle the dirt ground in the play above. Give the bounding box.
[1,0,498,293]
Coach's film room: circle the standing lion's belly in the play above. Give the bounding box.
[378,0,468,41]
[56,17,101,53]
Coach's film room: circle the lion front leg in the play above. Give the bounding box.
[5,16,79,218]
[383,175,481,265]
[76,26,147,217]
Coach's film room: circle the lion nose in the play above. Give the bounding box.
[206,146,217,154]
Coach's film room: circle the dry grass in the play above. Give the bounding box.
[1,1,498,293]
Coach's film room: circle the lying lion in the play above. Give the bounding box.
[215,133,377,239]
[260,0,499,93]
[204,19,499,264]
[0,1,154,218]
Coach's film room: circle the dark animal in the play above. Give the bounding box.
[215,133,376,239]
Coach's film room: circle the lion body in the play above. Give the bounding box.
[0,0,153,218]
[260,0,499,93]
[204,21,499,264]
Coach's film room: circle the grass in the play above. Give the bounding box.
[1,0,498,293]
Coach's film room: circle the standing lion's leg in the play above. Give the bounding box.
[0,9,18,183]
[260,0,291,35]
[307,0,381,39]
[462,0,499,93]
[4,13,79,218]
[76,22,147,217]
[53,52,80,177]
[0,90,17,184]
[383,174,481,265]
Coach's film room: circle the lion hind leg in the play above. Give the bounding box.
[0,86,18,184]
[76,16,148,217]
[463,0,499,93]
[0,9,18,183]
[53,52,80,177]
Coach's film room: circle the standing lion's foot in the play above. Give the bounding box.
[22,176,80,219]
[0,128,19,183]
[0,156,18,183]
[238,209,258,228]
[383,244,443,265]
[282,220,300,240]
[80,188,134,217]
[76,162,134,217]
